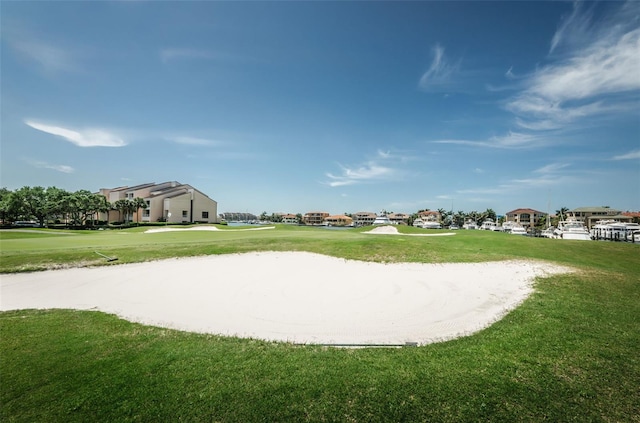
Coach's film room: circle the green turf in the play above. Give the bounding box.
[1,225,639,421]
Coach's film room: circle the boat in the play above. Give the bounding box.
[462,220,477,230]
[422,221,442,229]
[541,227,556,238]
[590,220,640,242]
[499,221,517,233]
[479,219,498,231]
[412,218,442,229]
[373,214,393,225]
[553,218,591,241]
[510,224,528,235]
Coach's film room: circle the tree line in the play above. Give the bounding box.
[0,186,147,227]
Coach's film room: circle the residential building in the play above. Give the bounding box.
[302,211,330,225]
[281,214,300,224]
[325,215,353,226]
[388,213,410,225]
[99,181,218,224]
[352,212,377,227]
[568,207,628,229]
[505,208,545,228]
[418,210,442,223]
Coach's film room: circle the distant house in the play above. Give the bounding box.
[352,212,377,227]
[303,211,330,225]
[622,211,640,222]
[388,213,410,225]
[418,210,441,223]
[568,207,629,229]
[99,181,218,224]
[281,214,299,224]
[325,215,353,226]
[505,208,545,228]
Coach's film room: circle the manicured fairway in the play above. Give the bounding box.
[1,225,639,421]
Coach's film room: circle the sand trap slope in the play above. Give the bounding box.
[0,252,571,345]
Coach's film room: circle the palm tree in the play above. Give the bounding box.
[132,197,147,225]
[113,199,129,224]
[555,207,569,219]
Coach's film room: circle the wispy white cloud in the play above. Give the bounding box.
[160,48,214,63]
[534,162,571,174]
[325,162,394,187]
[550,1,593,54]
[324,150,411,187]
[25,120,126,147]
[26,159,74,173]
[419,44,460,90]
[508,2,640,131]
[433,131,546,149]
[10,39,79,73]
[611,149,640,160]
[167,136,221,146]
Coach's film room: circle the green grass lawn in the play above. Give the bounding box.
[1,226,639,421]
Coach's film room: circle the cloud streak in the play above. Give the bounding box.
[25,120,126,147]
[419,44,459,90]
[10,39,79,73]
[508,3,640,131]
[611,150,640,160]
[26,159,74,173]
[432,131,547,149]
[167,136,222,146]
[324,150,409,187]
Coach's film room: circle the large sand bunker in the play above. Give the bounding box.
[0,252,571,346]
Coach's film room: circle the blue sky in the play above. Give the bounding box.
[1,1,638,216]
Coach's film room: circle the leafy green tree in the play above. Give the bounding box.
[44,187,70,225]
[14,186,48,225]
[0,188,17,224]
[113,199,130,223]
[270,213,282,223]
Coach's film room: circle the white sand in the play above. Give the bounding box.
[145,225,275,233]
[0,252,572,346]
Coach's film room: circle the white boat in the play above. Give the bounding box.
[510,224,528,235]
[590,220,640,242]
[541,227,556,238]
[553,219,591,241]
[499,221,517,233]
[462,220,477,230]
[373,214,393,225]
[479,219,498,231]
[413,218,442,229]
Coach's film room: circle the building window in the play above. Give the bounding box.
[143,210,150,217]
[182,210,188,218]
[202,211,209,219]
